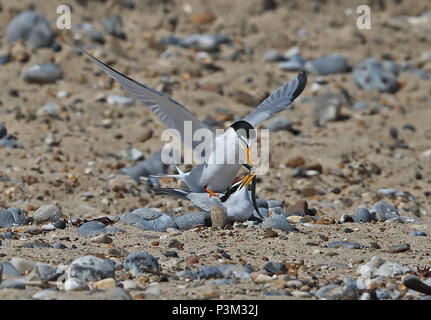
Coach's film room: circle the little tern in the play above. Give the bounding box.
[82,49,307,195]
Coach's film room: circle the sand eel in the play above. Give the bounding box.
[81,49,307,195]
[154,168,262,222]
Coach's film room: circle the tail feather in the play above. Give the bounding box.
[153,188,190,200]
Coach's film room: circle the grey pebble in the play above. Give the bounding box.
[305,54,350,75]
[353,207,374,223]
[109,287,133,300]
[22,63,63,84]
[121,151,167,182]
[263,50,285,62]
[73,23,105,44]
[107,94,135,106]
[264,117,294,132]
[370,201,400,221]
[101,15,125,39]
[326,241,362,249]
[339,214,354,223]
[33,204,63,224]
[218,264,253,279]
[352,58,399,93]
[352,101,368,110]
[34,262,60,281]
[137,213,178,232]
[164,34,230,51]
[120,207,163,224]
[0,124,7,139]
[315,283,358,300]
[0,134,22,149]
[0,279,26,290]
[0,208,27,228]
[6,10,56,49]
[0,261,22,276]
[196,266,224,279]
[0,54,11,65]
[123,251,160,276]
[174,212,210,230]
[52,242,68,249]
[68,255,116,283]
[77,221,107,236]
[410,230,427,237]
[261,215,296,232]
[388,243,411,253]
[207,279,235,286]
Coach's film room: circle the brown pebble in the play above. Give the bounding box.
[285,200,308,216]
[185,255,199,266]
[151,241,160,246]
[263,228,278,238]
[90,234,113,244]
[315,216,335,225]
[286,156,305,168]
[167,239,184,250]
[210,207,229,229]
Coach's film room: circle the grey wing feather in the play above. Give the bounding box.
[243,71,307,126]
[81,49,213,151]
[153,188,220,212]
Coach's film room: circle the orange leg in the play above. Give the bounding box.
[204,185,219,198]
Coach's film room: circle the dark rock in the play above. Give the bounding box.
[0,208,27,227]
[388,243,411,253]
[403,275,431,295]
[0,54,11,65]
[285,200,309,216]
[101,15,126,39]
[410,230,427,237]
[124,251,160,276]
[0,261,22,276]
[52,242,68,249]
[164,251,179,258]
[121,151,167,182]
[0,279,26,290]
[353,207,374,223]
[264,262,287,275]
[34,263,60,281]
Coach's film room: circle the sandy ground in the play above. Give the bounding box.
[0,0,430,300]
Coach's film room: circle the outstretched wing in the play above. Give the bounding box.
[154,187,220,212]
[243,71,307,127]
[81,49,213,152]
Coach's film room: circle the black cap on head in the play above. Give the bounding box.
[230,120,256,141]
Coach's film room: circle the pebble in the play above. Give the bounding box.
[6,10,56,49]
[77,221,107,236]
[264,262,287,275]
[353,207,374,223]
[314,283,358,300]
[73,23,105,44]
[110,287,133,300]
[138,213,178,232]
[263,50,285,62]
[101,15,125,39]
[10,257,35,274]
[313,92,344,126]
[285,200,309,216]
[94,278,116,290]
[357,256,409,278]
[264,117,294,132]
[90,234,113,244]
[107,94,135,106]
[370,201,400,221]
[261,216,296,232]
[252,273,273,283]
[410,230,427,237]
[326,241,362,249]
[163,34,230,51]
[64,278,85,292]
[174,212,210,230]
[123,251,160,276]
[21,63,63,84]
[0,124,7,139]
[352,101,368,110]
[52,242,68,249]
[352,58,399,93]
[305,54,350,75]
[0,208,27,227]
[210,207,229,229]
[37,101,60,116]
[0,261,22,276]
[196,266,224,279]
[263,228,278,238]
[0,54,11,65]
[122,147,144,161]
[387,243,411,253]
[217,264,253,279]
[0,279,26,290]
[33,204,63,224]
[34,262,59,281]
[339,214,354,223]
[0,134,22,149]
[68,256,116,283]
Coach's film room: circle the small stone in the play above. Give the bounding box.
[339,214,354,223]
[54,219,67,229]
[68,256,116,283]
[185,256,199,266]
[34,262,59,281]
[33,204,63,224]
[0,261,22,276]
[315,216,335,225]
[261,216,296,232]
[94,278,116,290]
[22,63,63,84]
[370,201,400,221]
[167,239,184,250]
[305,54,350,75]
[101,15,125,39]
[410,230,427,237]
[90,234,113,244]
[0,279,26,290]
[107,95,135,106]
[174,212,209,230]
[210,207,229,229]
[64,278,85,292]
[353,207,374,223]
[32,289,58,300]
[53,242,68,249]
[264,262,287,275]
[326,241,362,249]
[0,208,27,227]
[263,50,285,62]
[286,156,305,168]
[388,243,411,253]
[285,200,309,216]
[124,251,160,276]
[252,273,273,283]
[352,58,399,93]
[77,221,107,236]
[197,266,223,279]
[264,117,294,132]
[10,257,35,274]
[263,228,278,238]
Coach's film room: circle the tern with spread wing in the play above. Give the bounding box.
[82,49,307,195]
